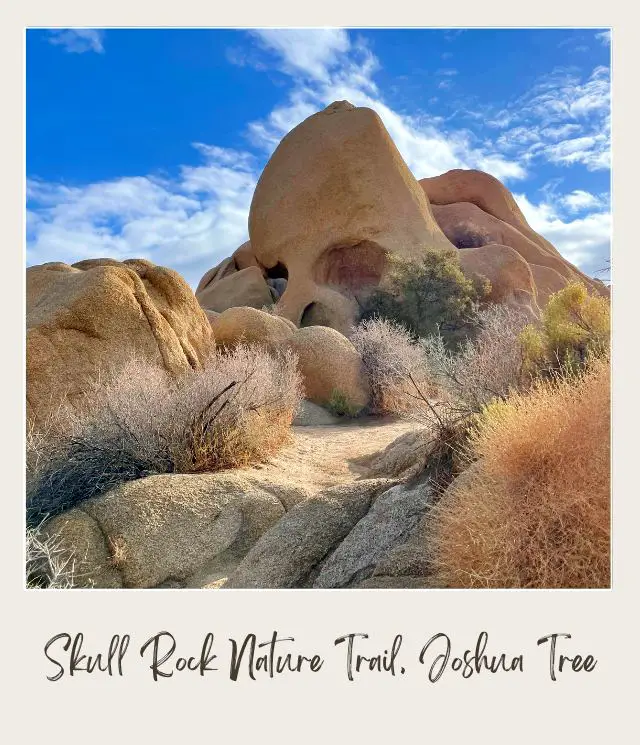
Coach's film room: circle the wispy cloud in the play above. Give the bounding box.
[47,29,105,54]
[244,29,525,183]
[515,192,610,275]
[596,30,612,45]
[247,28,351,82]
[560,189,603,213]
[488,65,610,172]
[27,145,258,287]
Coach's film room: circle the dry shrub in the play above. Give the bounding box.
[27,345,302,526]
[427,357,610,588]
[421,304,532,413]
[26,522,78,589]
[350,317,436,414]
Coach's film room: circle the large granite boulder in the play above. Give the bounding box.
[27,258,212,428]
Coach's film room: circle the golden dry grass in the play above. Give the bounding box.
[427,358,610,588]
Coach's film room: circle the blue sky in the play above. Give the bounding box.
[26,28,611,286]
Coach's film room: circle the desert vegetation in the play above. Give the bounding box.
[520,281,610,377]
[26,345,302,528]
[26,521,79,589]
[358,249,491,348]
[351,280,611,588]
[425,356,610,588]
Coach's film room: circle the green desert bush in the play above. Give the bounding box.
[520,282,610,377]
[26,345,302,527]
[426,356,610,588]
[326,389,362,418]
[358,250,491,349]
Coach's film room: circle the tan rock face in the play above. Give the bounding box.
[422,170,606,303]
[248,101,455,334]
[459,244,541,317]
[196,265,273,313]
[287,326,370,411]
[209,306,296,351]
[27,258,212,428]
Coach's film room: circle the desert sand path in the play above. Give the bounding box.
[249,416,415,493]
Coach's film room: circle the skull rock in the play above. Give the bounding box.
[248,100,455,335]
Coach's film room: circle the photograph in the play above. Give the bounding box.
[25,26,611,591]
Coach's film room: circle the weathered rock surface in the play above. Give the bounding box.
[459,243,540,316]
[432,202,580,285]
[27,258,212,428]
[423,171,606,301]
[367,428,435,480]
[225,479,395,589]
[421,169,558,255]
[287,326,370,411]
[209,306,295,350]
[46,471,304,588]
[248,100,455,334]
[196,266,273,313]
[313,481,435,588]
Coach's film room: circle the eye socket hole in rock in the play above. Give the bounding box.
[314,241,387,290]
[300,302,334,328]
[266,262,289,280]
[444,226,492,250]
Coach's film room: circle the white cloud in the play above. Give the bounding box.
[560,189,602,213]
[243,30,525,183]
[596,30,611,45]
[249,29,350,82]
[27,146,258,287]
[47,29,104,54]
[515,192,610,275]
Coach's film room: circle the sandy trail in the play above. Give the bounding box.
[248,416,415,494]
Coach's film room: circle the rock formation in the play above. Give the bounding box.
[209,306,296,350]
[27,258,213,428]
[195,103,604,338]
[196,101,456,335]
[422,170,607,301]
[287,326,370,412]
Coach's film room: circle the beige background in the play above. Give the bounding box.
[3,2,637,741]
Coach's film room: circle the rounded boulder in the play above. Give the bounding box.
[210,306,295,351]
[287,326,370,412]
